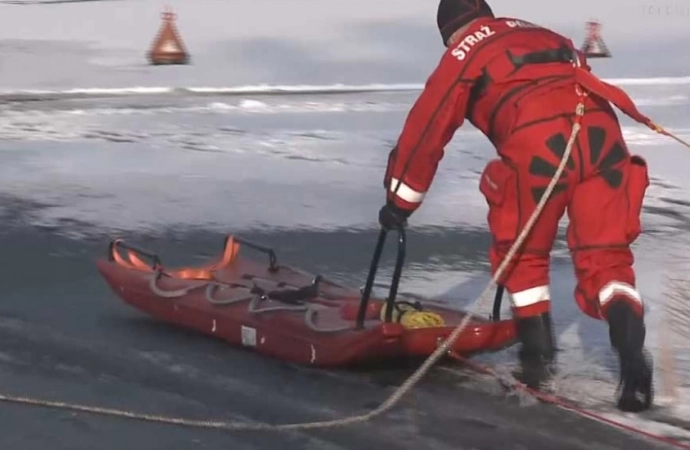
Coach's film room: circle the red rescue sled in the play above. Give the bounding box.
[96,228,517,367]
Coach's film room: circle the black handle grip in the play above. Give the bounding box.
[356,226,406,328]
[492,285,505,321]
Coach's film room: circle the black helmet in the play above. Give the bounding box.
[437,0,494,46]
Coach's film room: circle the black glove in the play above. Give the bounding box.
[378,203,410,231]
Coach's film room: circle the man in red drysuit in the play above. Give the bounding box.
[378,0,653,412]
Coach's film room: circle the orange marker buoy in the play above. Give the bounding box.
[147,6,190,65]
[580,20,611,59]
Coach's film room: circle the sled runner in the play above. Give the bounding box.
[96,228,517,367]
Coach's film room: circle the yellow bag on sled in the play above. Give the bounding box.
[379,301,445,329]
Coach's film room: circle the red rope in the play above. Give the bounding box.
[448,352,690,449]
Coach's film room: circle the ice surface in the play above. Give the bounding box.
[1,0,689,441]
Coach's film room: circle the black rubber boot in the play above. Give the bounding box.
[606,299,653,413]
[513,312,557,390]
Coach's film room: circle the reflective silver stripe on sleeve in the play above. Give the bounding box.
[389,178,426,204]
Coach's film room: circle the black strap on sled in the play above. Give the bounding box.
[356,226,506,329]
[247,276,322,305]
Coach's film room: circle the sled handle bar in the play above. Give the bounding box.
[231,237,279,272]
[357,227,406,329]
[356,227,507,328]
[109,236,280,273]
[109,240,162,269]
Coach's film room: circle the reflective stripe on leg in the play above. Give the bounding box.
[510,285,551,319]
[599,281,643,307]
[598,281,644,317]
[510,285,550,308]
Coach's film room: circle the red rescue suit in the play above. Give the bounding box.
[384,17,654,321]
